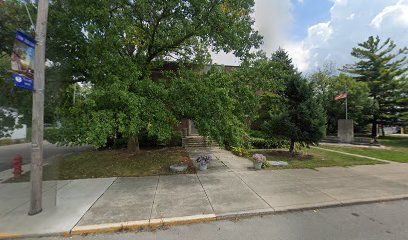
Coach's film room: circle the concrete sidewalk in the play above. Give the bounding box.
[0,178,115,238]
[1,147,408,238]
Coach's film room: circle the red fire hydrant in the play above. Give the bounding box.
[13,154,23,178]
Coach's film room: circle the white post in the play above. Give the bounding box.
[29,0,49,216]
[345,95,348,120]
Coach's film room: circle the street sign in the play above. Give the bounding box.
[11,31,36,90]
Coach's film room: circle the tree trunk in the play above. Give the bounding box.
[127,135,140,152]
[381,123,385,137]
[289,140,295,153]
[371,120,377,138]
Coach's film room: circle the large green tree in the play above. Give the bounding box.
[47,0,263,150]
[0,0,35,136]
[310,68,373,134]
[342,36,408,137]
[262,50,326,152]
[252,49,296,128]
[1,0,66,138]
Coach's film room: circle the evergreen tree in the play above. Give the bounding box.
[342,36,408,137]
[310,70,372,134]
[263,50,326,152]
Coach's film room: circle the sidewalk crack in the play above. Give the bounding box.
[69,177,118,232]
[149,175,160,220]
[232,170,275,210]
[196,174,216,213]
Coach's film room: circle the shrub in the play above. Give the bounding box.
[168,132,182,147]
[249,137,290,149]
[230,146,249,157]
[0,139,14,146]
[138,131,181,147]
[44,128,61,144]
[262,160,270,169]
[249,130,267,138]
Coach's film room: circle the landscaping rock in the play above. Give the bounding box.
[169,164,188,172]
[268,161,289,167]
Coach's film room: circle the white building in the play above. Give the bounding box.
[0,108,27,141]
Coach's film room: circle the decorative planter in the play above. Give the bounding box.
[199,163,208,171]
[254,162,262,170]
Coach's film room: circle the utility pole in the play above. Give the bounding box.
[29,0,49,216]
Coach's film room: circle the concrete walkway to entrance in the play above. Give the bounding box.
[1,147,408,238]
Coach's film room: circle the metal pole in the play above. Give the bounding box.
[345,95,348,120]
[29,0,49,216]
[24,3,35,31]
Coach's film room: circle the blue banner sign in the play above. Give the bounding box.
[11,31,36,90]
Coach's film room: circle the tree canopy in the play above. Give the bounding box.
[310,68,372,134]
[0,0,36,136]
[262,50,326,152]
[342,36,408,136]
[44,0,263,150]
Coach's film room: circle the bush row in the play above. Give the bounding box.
[248,136,290,149]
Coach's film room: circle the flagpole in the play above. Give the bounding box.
[345,88,348,120]
[345,95,348,120]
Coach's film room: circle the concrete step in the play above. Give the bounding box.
[321,139,340,143]
[321,136,340,143]
[184,141,218,145]
[182,136,219,148]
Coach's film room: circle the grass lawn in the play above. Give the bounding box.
[320,136,408,163]
[248,147,383,170]
[0,139,14,146]
[7,147,195,182]
[379,135,408,148]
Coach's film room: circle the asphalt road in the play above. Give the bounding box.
[31,200,408,240]
[0,142,90,171]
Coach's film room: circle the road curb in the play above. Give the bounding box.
[216,208,275,220]
[68,214,216,237]
[0,233,21,239]
[67,195,408,237]
[2,196,408,239]
[0,231,65,240]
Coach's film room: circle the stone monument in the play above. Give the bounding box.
[338,119,354,143]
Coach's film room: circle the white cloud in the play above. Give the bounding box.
[370,0,408,29]
[294,0,408,73]
[283,41,310,72]
[346,13,355,20]
[254,0,293,53]
[211,51,240,66]
[212,0,294,66]
[212,0,408,73]
[308,22,333,43]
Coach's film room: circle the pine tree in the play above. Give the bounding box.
[342,36,408,137]
[263,50,326,153]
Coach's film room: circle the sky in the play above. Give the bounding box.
[212,0,408,73]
